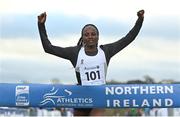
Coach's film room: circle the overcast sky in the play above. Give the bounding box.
[0,0,180,84]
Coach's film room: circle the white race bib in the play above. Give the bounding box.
[79,63,106,85]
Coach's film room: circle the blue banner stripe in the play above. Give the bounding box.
[0,83,180,108]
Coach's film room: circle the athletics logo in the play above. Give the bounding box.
[40,87,72,106]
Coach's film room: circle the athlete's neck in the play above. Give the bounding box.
[84,45,98,56]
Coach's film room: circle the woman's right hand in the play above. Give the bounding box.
[38,12,46,24]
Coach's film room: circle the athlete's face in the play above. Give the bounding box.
[82,26,99,47]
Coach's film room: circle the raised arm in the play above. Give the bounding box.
[38,12,52,53]
[102,10,144,60]
[37,12,78,61]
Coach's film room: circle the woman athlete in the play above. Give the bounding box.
[37,10,144,116]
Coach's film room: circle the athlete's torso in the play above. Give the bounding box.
[75,47,107,85]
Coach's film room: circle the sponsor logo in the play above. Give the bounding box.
[15,86,29,106]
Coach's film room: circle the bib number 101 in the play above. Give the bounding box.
[85,71,100,81]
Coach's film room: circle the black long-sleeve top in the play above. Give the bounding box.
[38,17,144,85]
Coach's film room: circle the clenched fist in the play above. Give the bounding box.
[137,10,145,18]
[38,12,47,24]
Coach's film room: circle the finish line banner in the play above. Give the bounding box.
[0,83,180,108]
